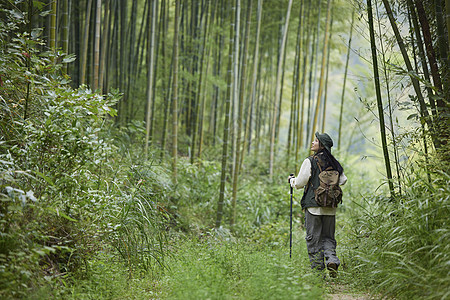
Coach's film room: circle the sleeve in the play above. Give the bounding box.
[339,172,348,185]
[290,158,312,189]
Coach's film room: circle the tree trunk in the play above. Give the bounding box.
[384,0,437,149]
[50,0,57,52]
[231,0,252,228]
[135,0,149,83]
[99,0,110,93]
[310,0,331,141]
[62,0,69,73]
[269,0,293,178]
[295,0,310,167]
[435,0,449,97]
[338,6,354,150]
[415,1,443,104]
[306,1,321,144]
[408,0,436,117]
[368,0,395,198]
[239,0,263,168]
[125,0,139,120]
[446,0,450,48]
[199,0,218,159]
[172,0,180,181]
[242,0,263,165]
[160,0,170,159]
[377,2,402,195]
[321,10,333,133]
[145,0,158,157]
[230,0,240,186]
[119,0,128,122]
[216,1,235,229]
[211,0,225,145]
[93,0,101,90]
[72,0,81,85]
[24,0,34,120]
[192,0,211,163]
[298,0,312,157]
[434,0,449,135]
[288,0,303,166]
[80,0,91,85]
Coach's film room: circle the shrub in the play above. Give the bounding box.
[0,7,169,296]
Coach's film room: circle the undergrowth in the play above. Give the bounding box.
[341,170,450,299]
[160,233,324,300]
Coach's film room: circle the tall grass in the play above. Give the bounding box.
[161,233,324,300]
[110,163,172,275]
[344,171,450,299]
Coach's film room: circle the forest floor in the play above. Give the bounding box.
[325,282,373,300]
[143,235,379,300]
[66,234,381,300]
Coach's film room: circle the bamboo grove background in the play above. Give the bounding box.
[3,0,449,224]
[1,0,449,298]
[12,0,361,164]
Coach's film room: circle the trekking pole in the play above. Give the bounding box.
[289,174,294,258]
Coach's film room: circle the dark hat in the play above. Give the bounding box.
[315,132,333,153]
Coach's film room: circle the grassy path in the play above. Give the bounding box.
[325,283,372,300]
[68,232,373,299]
[156,236,323,299]
[148,231,372,300]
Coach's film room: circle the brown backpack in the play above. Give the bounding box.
[314,160,343,208]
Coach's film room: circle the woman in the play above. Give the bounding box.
[288,132,347,277]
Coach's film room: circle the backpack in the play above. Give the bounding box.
[314,159,343,208]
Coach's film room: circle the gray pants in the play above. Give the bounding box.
[304,209,340,270]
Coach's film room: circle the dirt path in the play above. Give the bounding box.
[326,282,373,300]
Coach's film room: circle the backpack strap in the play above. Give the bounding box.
[315,155,334,172]
[315,159,322,172]
[303,156,315,194]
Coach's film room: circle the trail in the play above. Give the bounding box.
[326,282,373,300]
[148,236,381,300]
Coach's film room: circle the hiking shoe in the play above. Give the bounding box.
[327,262,338,278]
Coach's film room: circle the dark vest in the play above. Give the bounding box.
[300,153,332,209]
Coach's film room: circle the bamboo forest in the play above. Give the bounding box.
[1,0,449,298]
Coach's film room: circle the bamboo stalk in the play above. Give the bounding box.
[310,0,332,142]
[145,0,158,157]
[367,0,395,198]
[338,7,354,150]
[269,0,293,178]
[216,1,235,229]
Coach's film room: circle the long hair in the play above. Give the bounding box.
[316,144,344,176]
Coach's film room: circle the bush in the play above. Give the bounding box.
[0,8,170,296]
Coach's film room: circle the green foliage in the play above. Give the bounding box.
[109,162,172,275]
[169,151,299,242]
[162,236,324,300]
[2,3,449,299]
[342,171,450,299]
[48,251,157,300]
[0,8,170,297]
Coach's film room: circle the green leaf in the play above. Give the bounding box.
[11,10,24,20]
[39,10,52,17]
[62,55,76,63]
[47,207,78,222]
[31,28,42,39]
[33,1,46,10]
[34,170,54,186]
[407,114,417,120]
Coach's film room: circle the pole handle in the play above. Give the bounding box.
[288,173,294,193]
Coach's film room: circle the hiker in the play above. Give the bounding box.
[288,132,347,277]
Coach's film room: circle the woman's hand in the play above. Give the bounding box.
[287,174,295,184]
